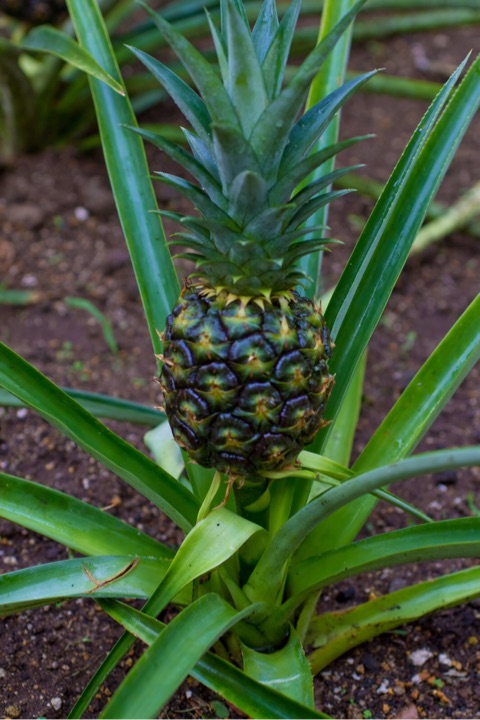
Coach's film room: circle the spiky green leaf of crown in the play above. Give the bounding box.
[129,0,374,297]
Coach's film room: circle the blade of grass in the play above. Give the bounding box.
[65,297,118,353]
[0,288,42,305]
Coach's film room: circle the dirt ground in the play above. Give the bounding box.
[0,17,480,720]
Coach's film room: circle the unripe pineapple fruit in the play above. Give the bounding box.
[131,0,373,478]
[0,0,66,24]
[163,285,333,476]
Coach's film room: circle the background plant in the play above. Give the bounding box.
[0,0,479,718]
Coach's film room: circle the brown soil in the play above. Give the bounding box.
[1,21,480,720]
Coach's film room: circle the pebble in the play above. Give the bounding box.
[5,706,21,719]
[438,652,453,667]
[74,206,90,222]
[21,273,38,287]
[376,679,390,694]
[409,648,434,667]
[0,668,6,678]
[50,697,62,711]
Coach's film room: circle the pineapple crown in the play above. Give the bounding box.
[128,0,374,297]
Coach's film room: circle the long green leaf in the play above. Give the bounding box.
[101,594,253,719]
[297,0,358,297]
[244,447,480,605]
[0,556,171,617]
[127,125,223,203]
[0,472,172,559]
[21,26,124,95]
[296,453,432,525]
[357,293,480,469]
[225,0,268,135]
[261,0,300,97]
[288,517,480,596]
[319,54,479,445]
[0,387,164,425]
[311,291,480,551]
[353,9,480,41]
[307,565,480,673]
[65,0,179,358]
[0,343,199,532]
[95,598,329,719]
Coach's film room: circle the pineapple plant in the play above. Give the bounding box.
[132,0,373,482]
[2,0,480,714]
[0,0,66,24]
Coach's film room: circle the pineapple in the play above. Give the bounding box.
[0,0,66,24]
[132,0,372,479]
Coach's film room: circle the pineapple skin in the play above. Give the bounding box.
[0,0,66,24]
[160,284,334,477]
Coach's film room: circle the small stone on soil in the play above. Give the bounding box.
[50,697,62,711]
[409,648,434,667]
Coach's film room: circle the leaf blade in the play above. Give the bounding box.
[101,594,252,719]
[0,343,199,531]
[0,471,172,559]
[319,54,478,444]
[0,556,171,616]
[308,565,480,673]
[311,291,480,552]
[21,26,125,95]
[288,517,480,597]
[65,0,180,359]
